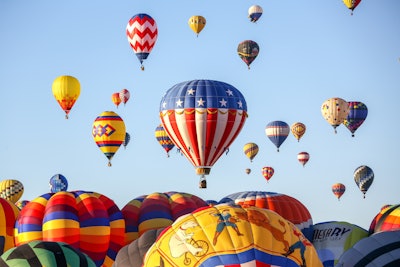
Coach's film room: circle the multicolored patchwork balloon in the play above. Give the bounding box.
[332,183,346,200]
[126,13,158,70]
[343,101,368,137]
[354,165,374,198]
[237,40,259,69]
[261,166,274,182]
[0,179,24,204]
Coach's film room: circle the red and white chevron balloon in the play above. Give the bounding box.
[126,13,158,70]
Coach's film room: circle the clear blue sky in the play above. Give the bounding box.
[0,1,399,230]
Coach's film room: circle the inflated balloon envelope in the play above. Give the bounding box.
[143,204,323,267]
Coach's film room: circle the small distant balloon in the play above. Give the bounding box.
[297,152,310,167]
[265,121,290,152]
[237,40,259,69]
[332,183,346,200]
[111,92,122,108]
[49,174,68,193]
[321,97,350,133]
[261,166,274,182]
[354,165,374,198]
[248,5,263,22]
[243,142,259,162]
[119,89,130,106]
[0,179,24,203]
[342,0,362,15]
[51,75,81,119]
[188,15,206,36]
[291,122,306,142]
[123,132,131,149]
[343,101,368,137]
[245,168,251,175]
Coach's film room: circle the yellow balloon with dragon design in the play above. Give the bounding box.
[143,204,322,267]
[92,111,126,166]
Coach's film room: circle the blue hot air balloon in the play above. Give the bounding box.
[265,121,290,152]
[49,174,68,193]
[343,101,368,137]
[354,165,374,198]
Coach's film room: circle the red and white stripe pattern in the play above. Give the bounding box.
[126,13,158,54]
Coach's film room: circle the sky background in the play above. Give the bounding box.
[0,1,399,230]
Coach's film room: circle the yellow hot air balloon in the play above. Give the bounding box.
[321,97,350,133]
[92,111,126,166]
[291,122,306,142]
[243,142,259,162]
[0,179,24,203]
[188,15,206,37]
[51,75,81,119]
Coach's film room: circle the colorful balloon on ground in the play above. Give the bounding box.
[343,101,368,137]
[92,111,126,166]
[261,166,274,182]
[336,230,400,266]
[0,241,96,267]
[321,97,350,133]
[0,179,24,203]
[342,0,362,15]
[159,80,248,188]
[237,40,259,69]
[265,120,290,152]
[369,204,400,234]
[243,142,259,162]
[143,204,323,267]
[248,5,263,22]
[121,192,208,245]
[155,124,175,157]
[291,122,306,142]
[14,191,125,267]
[297,152,310,167]
[312,221,368,267]
[353,165,374,198]
[49,174,68,193]
[188,15,206,36]
[332,183,346,200]
[0,198,19,254]
[112,92,122,108]
[119,89,130,106]
[113,228,165,267]
[51,75,80,119]
[126,13,158,70]
[219,191,314,240]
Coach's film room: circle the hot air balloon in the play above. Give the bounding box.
[0,241,96,267]
[219,191,314,240]
[336,230,400,266]
[343,101,368,137]
[51,75,80,119]
[143,204,323,267]
[155,124,175,157]
[291,122,306,142]
[321,97,350,133]
[243,142,259,162]
[248,5,263,22]
[113,228,165,267]
[312,221,368,267]
[92,111,126,166]
[369,204,400,235]
[159,80,248,188]
[261,166,274,182]
[297,152,310,167]
[119,89,130,106]
[14,191,125,267]
[112,92,122,108]
[265,120,290,152]
[0,179,24,203]
[126,13,158,70]
[354,165,374,198]
[245,168,251,175]
[0,198,19,254]
[188,15,206,37]
[123,132,131,149]
[49,174,68,193]
[342,0,362,15]
[121,192,208,245]
[332,183,346,200]
[237,40,259,69]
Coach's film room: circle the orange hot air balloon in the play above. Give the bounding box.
[332,183,346,200]
[52,75,81,119]
[261,166,274,182]
[92,111,126,166]
[111,92,122,108]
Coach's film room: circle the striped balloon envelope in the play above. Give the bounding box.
[265,120,290,152]
[0,179,24,204]
[336,230,400,266]
[126,13,158,70]
[219,191,314,240]
[92,111,126,166]
[332,183,346,200]
[243,142,259,162]
[121,192,208,245]
[0,241,96,267]
[155,124,175,157]
[14,191,125,267]
[369,204,400,234]
[353,165,374,198]
[343,101,368,137]
[297,152,310,167]
[143,204,323,267]
[0,198,20,254]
